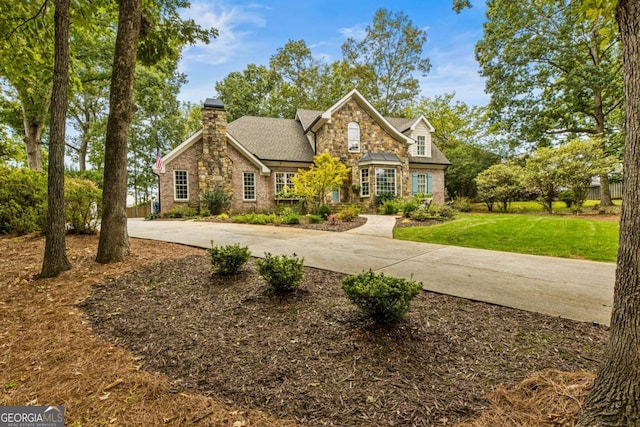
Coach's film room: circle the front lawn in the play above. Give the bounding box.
[394,213,619,262]
[471,199,622,214]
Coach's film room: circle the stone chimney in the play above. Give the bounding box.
[198,98,233,198]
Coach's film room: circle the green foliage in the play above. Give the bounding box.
[0,166,47,234]
[475,163,524,212]
[410,202,456,222]
[256,252,305,294]
[316,204,331,219]
[375,191,397,207]
[280,210,301,224]
[450,197,472,212]
[65,169,104,189]
[306,214,323,224]
[162,206,198,218]
[559,190,575,208]
[342,270,422,324]
[378,199,401,215]
[291,153,350,212]
[65,178,102,234]
[337,204,360,222]
[231,213,280,225]
[342,9,430,115]
[201,187,231,215]
[209,243,251,276]
[400,199,420,218]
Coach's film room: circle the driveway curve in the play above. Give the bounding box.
[127,218,615,326]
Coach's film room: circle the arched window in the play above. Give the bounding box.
[348,122,360,152]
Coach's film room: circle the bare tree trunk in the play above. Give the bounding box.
[23,118,44,171]
[96,0,141,263]
[594,88,614,207]
[40,0,71,278]
[578,0,640,424]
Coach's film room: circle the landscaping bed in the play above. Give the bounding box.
[196,214,367,232]
[80,252,608,426]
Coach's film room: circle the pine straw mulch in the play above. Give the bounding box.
[79,250,608,426]
[1,233,608,426]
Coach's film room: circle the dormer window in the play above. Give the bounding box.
[348,122,360,152]
[417,136,426,156]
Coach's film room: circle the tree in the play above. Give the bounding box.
[342,8,430,116]
[476,0,623,206]
[524,146,564,214]
[291,153,350,212]
[96,0,143,263]
[475,163,524,212]
[578,0,640,424]
[559,138,614,212]
[40,0,71,278]
[0,1,54,170]
[215,64,279,121]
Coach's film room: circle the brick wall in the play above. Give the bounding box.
[159,139,203,212]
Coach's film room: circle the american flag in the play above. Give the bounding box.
[154,154,164,171]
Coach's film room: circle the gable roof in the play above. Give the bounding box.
[310,89,414,145]
[227,116,314,162]
[410,143,451,165]
[296,109,323,132]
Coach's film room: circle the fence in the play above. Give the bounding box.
[587,182,623,200]
[126,205,151,218]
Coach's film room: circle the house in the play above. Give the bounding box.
[154,89,450,214]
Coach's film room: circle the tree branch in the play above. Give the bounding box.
[6,1,49,40]
[545,128,597,135]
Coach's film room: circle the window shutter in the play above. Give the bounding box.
[427,173,433,194]
[412,172,418,195]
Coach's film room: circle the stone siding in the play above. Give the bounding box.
[199,107,233,199]
[316,99,411,211]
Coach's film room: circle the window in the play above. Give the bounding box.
[360,168,370,197]
[243,172,256,201]
[348,122,360,152]
[275,172,297,197]
[375,168,397,196]
[412,172,433,195]
[417,135,426,156]
[174,170,188,201]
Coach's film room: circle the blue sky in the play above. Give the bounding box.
[177,0,489,107]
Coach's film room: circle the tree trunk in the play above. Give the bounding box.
[578,0,640,424]
[40,0,71,278]
[96,0,141,263]
[23,117,44,171]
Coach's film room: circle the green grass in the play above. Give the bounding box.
[471,199,622,214]
[394,213,619,262]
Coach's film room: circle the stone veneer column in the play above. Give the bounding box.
[199,99,233,200]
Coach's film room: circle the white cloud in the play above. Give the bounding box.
[179,1,268,69]
[338,23,367,41]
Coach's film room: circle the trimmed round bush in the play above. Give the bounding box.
[256,252,304,294]
[209,243,251,275]
[342,270,422,324]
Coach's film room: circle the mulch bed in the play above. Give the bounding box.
[197,216,368,232]
[80,253,608,426]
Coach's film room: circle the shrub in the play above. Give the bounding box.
[410,202,456,222]
[209,243,251,275]
[559,189,575,208]
[65,177,102,234]
[342,270,422,324]
[306,214,323,224]
[162,206,198,218]
[232,213,279,225]
[400,199,420,218]
[375,191,396,207]
[450,197,472,212]
[256,252,304,294]
[337,204,360,222]
[279,207,301,224]
[317,204,331,219]
[378,199,400,215]
[201,187,231,215]
[217,213,230,220]
[0,166,47,235]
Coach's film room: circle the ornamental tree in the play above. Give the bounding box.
[291,153,350,213]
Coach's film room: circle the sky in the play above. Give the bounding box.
[177,0,489,107]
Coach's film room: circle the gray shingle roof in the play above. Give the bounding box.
[385,117,418,133]
[409,143,451,165]
[296,109,322,131]
[227,116,314,162]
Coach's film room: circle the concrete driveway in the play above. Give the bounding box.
[127,218,615,326]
